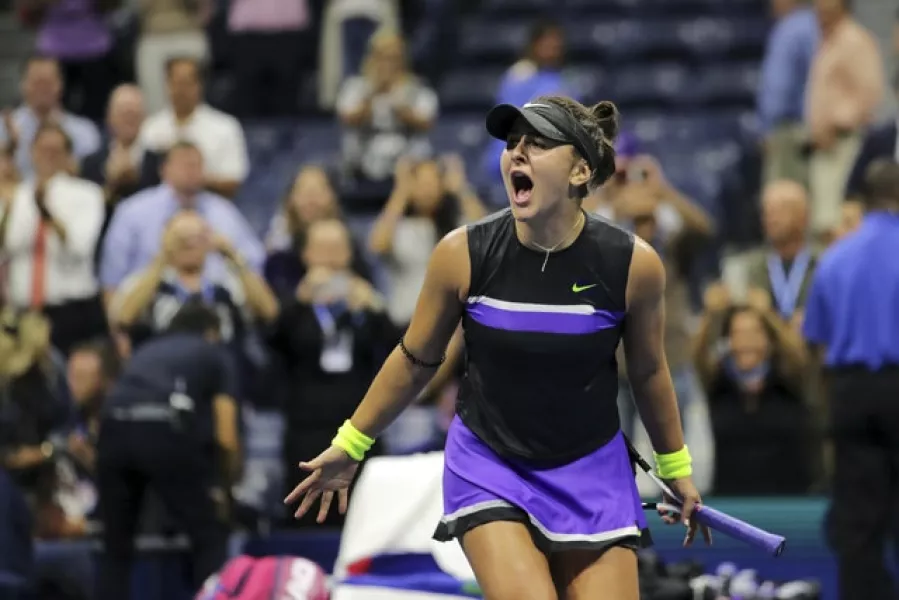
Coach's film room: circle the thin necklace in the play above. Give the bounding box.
[525,212,585,272]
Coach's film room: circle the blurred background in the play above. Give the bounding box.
[0,0,896,598]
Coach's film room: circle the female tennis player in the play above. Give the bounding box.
[286,96,710,599]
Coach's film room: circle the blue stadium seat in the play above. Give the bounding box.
[244,121,293,164]
[675,17,768,57]
[431,114,488,156]
[693,0,767,15]
[564,65,611,103]
[290,119,341,164]
[688,64,759,106]
[623,111,745,145]
[457,19,529,63]
[609,64,692,107]
[480,0,559,15]
[565,19,689,61]
[439,68,504,112]
[563,0,639,15]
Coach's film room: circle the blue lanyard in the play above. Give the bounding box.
[766,248,811,319]
[171,279,216,304]
[312,304,336,337]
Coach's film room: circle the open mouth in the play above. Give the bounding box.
[510,171,534,205]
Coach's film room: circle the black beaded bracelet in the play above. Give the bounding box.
[398,338,445,368]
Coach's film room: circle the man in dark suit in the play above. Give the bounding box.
[844,75,899,201]
[80,84,162,210]
[81,85,162,266]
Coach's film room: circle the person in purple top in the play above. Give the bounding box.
[30,0,119,120]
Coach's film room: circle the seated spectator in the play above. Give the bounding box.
[140,57,249,198]
[100,141,264,299]
[109,212,277,404]
[0,56,100,178]
[482,20,572,189]
[0,124,106,355]
[731,180,815,329]
[0,467,33,596]
[81,85,163,225]
[65,340,119,473]
[0,309,82,538]
[227,0,311,118]
[369,156,486,331]
[586,137,713,242]
[693,284,813,495]
[336,28,438,212]
[136,0,210,114]
[318,0,400,108]
[21,0,119,121]
[264,166,372,299]
[267,218,391,528]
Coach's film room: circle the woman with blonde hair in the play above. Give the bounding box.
[336,28,439,212]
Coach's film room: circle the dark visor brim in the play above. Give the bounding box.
[485,103,569,143]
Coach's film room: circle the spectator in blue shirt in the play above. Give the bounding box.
[99,141,265,300]
[757,0,818,187]
[0,56,100,178]
[802,159,899,600]
[480,20,575,195]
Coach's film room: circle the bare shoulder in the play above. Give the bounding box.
[429,226,471,299]
[626,236,666,309]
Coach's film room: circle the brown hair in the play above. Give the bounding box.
[533,95,619,193]
[282,166,341,240]
[32,122,73,153]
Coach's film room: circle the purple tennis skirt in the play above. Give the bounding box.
[432,416,648,553]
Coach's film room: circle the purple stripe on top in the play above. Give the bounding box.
[467,299,624,335]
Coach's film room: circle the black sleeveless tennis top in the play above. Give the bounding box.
[457,208,634,464]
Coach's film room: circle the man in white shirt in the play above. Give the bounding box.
[0,123,105,354]
[140,57,249,199]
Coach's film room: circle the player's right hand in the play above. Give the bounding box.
[285,445,359,523]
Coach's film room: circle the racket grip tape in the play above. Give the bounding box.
[692,504,786,557]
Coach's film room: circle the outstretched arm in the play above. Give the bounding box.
[348,228,469,437]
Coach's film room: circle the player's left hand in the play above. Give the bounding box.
[660,476,712,547]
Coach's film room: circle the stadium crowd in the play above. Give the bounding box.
[0,0,896,598]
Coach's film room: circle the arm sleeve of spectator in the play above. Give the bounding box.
[212,118,250,181]
[756,35,792,135]
[74,119,102,159]
[212,345,240,399]
[801,267,831,345]
[412,86,439,120]
[99,205,135,289]
[851,36,886,119]
[336,77,367,116]
[63,184,105,257]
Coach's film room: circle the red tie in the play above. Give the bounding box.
[30,219,47,308]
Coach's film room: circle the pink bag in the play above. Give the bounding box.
[196,555,329,600]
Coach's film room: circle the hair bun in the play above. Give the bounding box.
[590,100,619,143]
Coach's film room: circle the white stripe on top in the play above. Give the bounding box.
[466,295,596,315]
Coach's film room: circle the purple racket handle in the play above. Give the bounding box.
[692,504,786,557]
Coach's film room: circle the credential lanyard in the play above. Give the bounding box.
[767,248,811,319]
[312,304,352,373]
[172,279,216,305]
